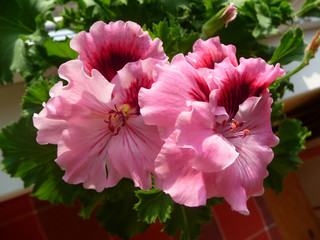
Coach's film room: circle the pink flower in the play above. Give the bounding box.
[139,53,285,214]
[186,37,238,69]
[70,21,168,82]
[34,58,165,192]
[33,21,168,191]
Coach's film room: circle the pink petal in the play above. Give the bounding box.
[70,21,167,81]
[139,54,214,139]
[56,118,121,191]
[205,140,274,215]
[108,116,163,190]
[176,101,238,172]
[212,58,285,119]
[186,37,238,69]
[204,93,279,214]
[33,106,69,145]
[112,58,164,108]
[234,91,279,147]
[154,131,206,206]
[58,60,115,106]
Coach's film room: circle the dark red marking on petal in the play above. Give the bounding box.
[217,72,265,120]
[86,49,140,81]
[188,76,211,102]
[190,51,228,70]
[122,75,154,115]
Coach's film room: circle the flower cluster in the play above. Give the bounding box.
[33,20,285,214]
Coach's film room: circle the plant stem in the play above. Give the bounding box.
[181,205,190,240]
[295,0,320,18]
[275,59,308,83]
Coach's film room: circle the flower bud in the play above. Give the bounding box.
[201,3,237,39]
[305,29,320,57]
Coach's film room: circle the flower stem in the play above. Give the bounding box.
[181,205,190,240]
[275,30,320,83]
[275,59,307,83]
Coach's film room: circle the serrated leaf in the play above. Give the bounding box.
[134,189,174,224]
[0,0,54,84]
[150,17,199,59]
[22,79,56,116]
[265,119,311,193]
[0,116,82,204]
[269,27,306,65]
[95,179,149,240]
[164,203,212,240]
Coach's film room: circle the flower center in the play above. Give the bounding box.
[104,104,133,135]
[219,119,251,138]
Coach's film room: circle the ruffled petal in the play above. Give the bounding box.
[186,37,238,69]
[108,116,163,190]
[204,93,278,214]
[112,58,164,109]
[212,58,285,119]
[58,60,115,108]
[205,139,274,215]
[139,54,214,139]
[154,131,206,206]
[234,91,279,147]
[33,105,69,145]
[56,118,121,191]
[176,101,238,172]
[70,21,167,81]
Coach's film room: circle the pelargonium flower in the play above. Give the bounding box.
[70,20,168,82]
[139,54,285,214]
[33,58,164,191]
[186,37,238,70]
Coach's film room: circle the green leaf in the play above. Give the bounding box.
[0,0,54,84]
[296,0,320,18]
[265,119,311,193]
[0,117,82,204]
[134,189,174,224]
[269,27,306,65]
[44,38,78,60]
[95,179,149,240]
[78,189,106,219]
[164,204,212,240]
[22,79,57,116]
[150,17,199,59]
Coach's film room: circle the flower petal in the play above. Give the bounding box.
[213,58,285,119]
[112,58,164,109]
[33,105,69,145]
[186,37,238,69]
[56,118,121,191]
[139,54,214,139]
[204,93,278,214]
[58,60,115,107]
[176,101,238,172]
[234,91,279,147]
[205,140,274,215]
[70,21,167,81]
[154,131,206,207]
[108,116,163,190]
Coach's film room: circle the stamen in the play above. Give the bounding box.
[231,119,241,133]
[243,129,251,137]
[104,104,133,135]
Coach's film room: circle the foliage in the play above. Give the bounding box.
[0,0,316,239]
[265,119,311,193]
